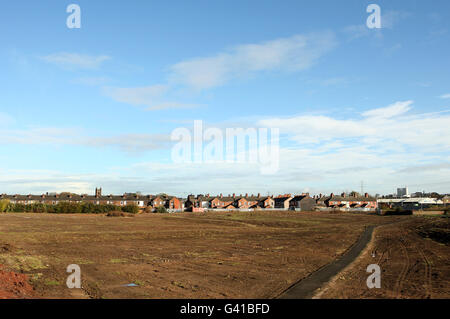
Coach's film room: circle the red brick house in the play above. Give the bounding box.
[325,193,377,210]
[166,196,182,211]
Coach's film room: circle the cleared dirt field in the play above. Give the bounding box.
[0,211,441,299]
[316,216,450,299]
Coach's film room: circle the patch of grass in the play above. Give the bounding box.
[45,280,60,286]
[29,272,44,283]
[74,259,95,265]
[109,258,128,264]
[132,279,145,286]
[0,254,48,272]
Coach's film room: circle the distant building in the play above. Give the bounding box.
[324,193,377,210]
[397,187,409,198]
[273,194,293,210]
[378,197,444,210]
[290,194,317,211]
[442,195,450,205]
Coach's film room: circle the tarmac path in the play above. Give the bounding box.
[278,225,376,299]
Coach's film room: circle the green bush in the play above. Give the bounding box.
[155,206,168,214]
[0,199,9,212]
[121,204,140,214]
[4,201,126,214]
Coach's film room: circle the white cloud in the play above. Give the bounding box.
[258,100,450,151]
[382,11,411,29]
[320,77,349,86]
[439,93,450,99]
[40,53,111,69]
[103,85,168,106]
[102,85,200,110]
[169,31,337,90]
[3,99,448,195]
[342,25,371,40]
[103,32,337,109]
[0,127,171,153]
[361,100,413,118]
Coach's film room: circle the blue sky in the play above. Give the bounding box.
[0,0,449,196]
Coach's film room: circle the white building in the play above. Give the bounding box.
[397,187,409,198]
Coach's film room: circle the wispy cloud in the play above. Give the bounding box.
[396,162,450,174]
[342,10,411,42]
[102,85,168,106]
[361,100,412,118]
[40,52,111,69]
[103,32,338,109]
[382,10,411,29]
[1,101,449,195]
[0,127,171,153]
[101,85,201,111]
[169,31,337,90]
[320,77,349,87]
[439,93,450,99]
[258,100,450,150]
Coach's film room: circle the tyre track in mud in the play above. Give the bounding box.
[278,225,376,299]
[393,238,410,298]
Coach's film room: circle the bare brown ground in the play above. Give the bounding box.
[0,265,34,299]
[0,211,412,298]
[316,216,450,299]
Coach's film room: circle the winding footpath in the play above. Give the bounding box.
[278,225,376,299]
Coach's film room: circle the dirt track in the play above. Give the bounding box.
[315,217,450,299]
[279,225,376,299]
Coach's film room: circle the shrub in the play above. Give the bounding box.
[155,206,168,214]
[3,201,142,215]
[0,200,10,213]
[122,204,140,214]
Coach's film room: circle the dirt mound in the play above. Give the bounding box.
[416,218,450,245]
[0,265,34,299]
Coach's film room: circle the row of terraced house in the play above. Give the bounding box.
[1,188,378,212]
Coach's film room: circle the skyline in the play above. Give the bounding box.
[1,0,449,196]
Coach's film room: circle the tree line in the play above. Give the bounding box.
[0,200,140,214]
